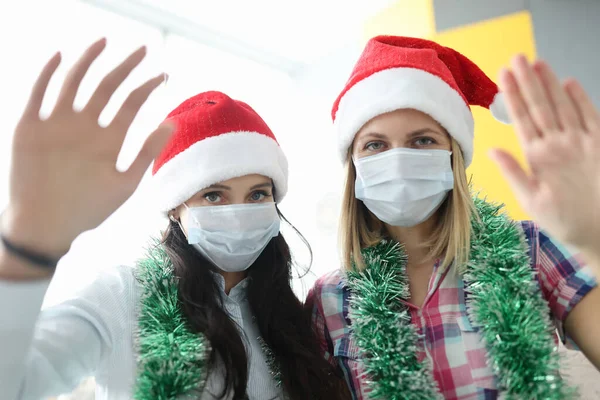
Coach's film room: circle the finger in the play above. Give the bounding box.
[108,73,167,134]
[23,52,62,120]
[126,122,175,184]
[564,79,600,133]
[511,55,559,132]
[84,46,147,118]
[499,68,540,143]
[489,148,536,202]
[534,61,581,132]
[55,38,107,110]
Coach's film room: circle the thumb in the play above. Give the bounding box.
[489,148,535,202]
[127,122,175,184]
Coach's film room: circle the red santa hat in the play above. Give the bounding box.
[331,36,510,166]
[152,91,288,213]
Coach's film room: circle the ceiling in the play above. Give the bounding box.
[80,0,395,77]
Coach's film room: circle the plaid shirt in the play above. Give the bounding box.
[307,221,597,400]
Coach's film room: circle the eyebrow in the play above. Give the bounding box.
[359,132,388,140]
[203,182,272,192]
[250,182,273,191]
[360,128,444,141]
[203,183,230,191]
[406,128,445,138]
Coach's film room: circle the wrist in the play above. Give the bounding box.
[574,234,599,260]
[1,207,72,260]
[0,241,55,280]
[580,247,600,270]
[570,237,600,276]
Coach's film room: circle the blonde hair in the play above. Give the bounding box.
[339,138,475,273]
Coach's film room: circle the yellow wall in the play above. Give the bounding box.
[363,4,535,220]
[364,0,436,40]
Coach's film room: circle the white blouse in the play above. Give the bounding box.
[0,265,282,400]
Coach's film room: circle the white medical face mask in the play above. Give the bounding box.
[183,202,281,272]
[354,147,454,227]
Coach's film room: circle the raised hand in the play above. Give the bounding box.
[491,55,600,255]
[1,38,174,259]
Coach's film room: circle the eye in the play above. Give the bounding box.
[203,192,222,203]
[413,137,436,147]
[364,141,386,152]
[249,190,272,202]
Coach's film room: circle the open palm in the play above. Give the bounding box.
[491,56,600,254]
[3,39,173,258]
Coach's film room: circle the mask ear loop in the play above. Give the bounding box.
[170,203,194,240]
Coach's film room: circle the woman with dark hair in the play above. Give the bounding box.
[0,39,348,400]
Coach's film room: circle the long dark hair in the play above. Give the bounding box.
[161,211,350,399]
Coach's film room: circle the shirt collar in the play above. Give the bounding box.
[209,270,250,302]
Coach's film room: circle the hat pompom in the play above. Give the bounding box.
[489,92,511,124]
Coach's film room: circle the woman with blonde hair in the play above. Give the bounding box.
[307,36,600,399]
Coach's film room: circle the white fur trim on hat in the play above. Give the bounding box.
[334,67,475,166]
[489,92,511,124]
[152,131,288,213]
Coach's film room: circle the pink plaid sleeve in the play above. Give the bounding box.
[306,282,335,366]
[307,271,365,399]
[521,221,598,348]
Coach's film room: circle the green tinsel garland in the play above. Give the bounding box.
[133,242,210,400]
[347,241,443,400]
[132,241,284,399]
[466,197,574,399]
[258,336,284,389]
[347,197,575,399]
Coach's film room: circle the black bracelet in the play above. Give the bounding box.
[0,234,59,269]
